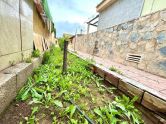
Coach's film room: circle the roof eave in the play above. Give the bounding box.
[96,0,117,12]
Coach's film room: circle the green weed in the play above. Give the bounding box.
[93,95,143,124]
[25,57,32,63]
[109,66,123,75]
[32,49,40,58]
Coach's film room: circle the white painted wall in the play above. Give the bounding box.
[98,0,144,30]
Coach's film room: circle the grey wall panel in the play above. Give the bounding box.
[98,0,144,30]
[0,0,21,56]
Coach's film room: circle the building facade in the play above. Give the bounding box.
[0,0,55,71]
[97,0,166,30]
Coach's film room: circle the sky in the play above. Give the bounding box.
[47,0,101,37]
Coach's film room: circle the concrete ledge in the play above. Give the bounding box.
[142,92,166,113]
[0,73,16,114]
[3,63,33,91]
[0,56,42,115]
[118,80,144,103]
[94,67,105,78]
[32,56,42,69]
[105,72,119,87]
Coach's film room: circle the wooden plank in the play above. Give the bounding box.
[33,33,43,52]
[42,37,46,51]
[105,72,119,87]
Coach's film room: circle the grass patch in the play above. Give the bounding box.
[109,66,123,75]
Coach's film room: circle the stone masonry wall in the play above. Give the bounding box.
[70,9,166,78]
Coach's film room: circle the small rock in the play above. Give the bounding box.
[121,23,128,30]
[159,61,166,71]
[130,32,140,42]
[156,24,166,32]
[156,32,166,43]
[142,32,153,40]
[15,104,19,107]
[159,46,166,56]
[145,41,155,52]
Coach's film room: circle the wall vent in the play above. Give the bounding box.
[126,53,143,63]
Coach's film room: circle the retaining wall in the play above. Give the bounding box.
[69,9,166,78]
[0,56,42,115]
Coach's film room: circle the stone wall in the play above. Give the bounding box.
[0,0,33,71]
[70,9,166,78]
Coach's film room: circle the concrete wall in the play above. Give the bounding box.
[0,0,33,71]
[69,9,166,78]
[98,0,144,30]
[0,56,42,115]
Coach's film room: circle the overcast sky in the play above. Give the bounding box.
[47,0,101,37]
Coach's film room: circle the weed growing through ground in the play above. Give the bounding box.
[109,66,123,75]
[25,57,32,63]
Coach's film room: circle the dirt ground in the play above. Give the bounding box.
[0,101,31,124]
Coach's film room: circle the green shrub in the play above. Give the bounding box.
[42,51,51,64]
[58,37,65,50]
[58,35,70,51]
[32,49,40,57]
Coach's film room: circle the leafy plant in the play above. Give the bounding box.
[58,35,70,51]
[63,105,77,118]
[32,49,40,58]
[16,46,143,123]
[54,100,63,107]
[58,37,65,50]
[42,51,51,64]
[9,60,15,66]
[93,95,144,124]
[24,106,39,124]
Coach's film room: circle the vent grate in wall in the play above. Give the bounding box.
[126,53,143,63]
